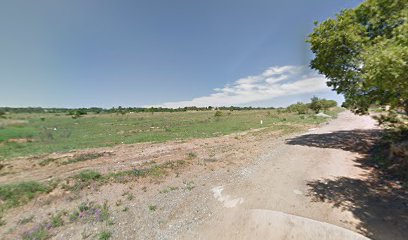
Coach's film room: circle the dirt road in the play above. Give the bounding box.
[179,111,405,240]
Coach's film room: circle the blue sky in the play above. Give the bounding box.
[0,0,363,108]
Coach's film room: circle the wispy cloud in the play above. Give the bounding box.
[149,65,329,108]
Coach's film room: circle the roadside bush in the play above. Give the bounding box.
[287,102,309,114]
[320,99,337,111]
[309,96,337,113]
[310,96,323,113]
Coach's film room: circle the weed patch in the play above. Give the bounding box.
[18,215,35,225]
[148,205,157,212]
[159,186,179,194]
[108,160,187,183]
[16,200,111,239]
[0,181,51,211]
[76,170,102,181]
[70,201,110,223]
[126,193,134,201]
[98,230,112,240]
[50,213,64,228]
[22,225,48,240]
[183,181,195,191]
[61,152,107,165]
[187,152,197,159]
[63,160,187,194]
[38,158,57,166]
[67,170,103,191]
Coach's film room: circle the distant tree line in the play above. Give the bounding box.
[0,106,279,115]
[0,98,338,117]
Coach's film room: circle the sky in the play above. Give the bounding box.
[0,0,363,108]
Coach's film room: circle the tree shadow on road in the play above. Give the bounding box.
[286,129,408,240]
[286,129,383,155]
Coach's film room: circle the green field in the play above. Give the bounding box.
[0,109,342,160]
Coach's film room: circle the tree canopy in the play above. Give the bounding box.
[308,0,407,119]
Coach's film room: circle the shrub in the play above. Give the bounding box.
[214,110,223,117]
[310,96,323,113]
[320,99,337,111]
[68,109,87,119]
[287,102,309,114]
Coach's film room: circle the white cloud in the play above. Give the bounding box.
[149,65,330,108]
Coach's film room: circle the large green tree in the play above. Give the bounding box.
[308,0,408,121]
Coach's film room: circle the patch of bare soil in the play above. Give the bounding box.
[6,138,34,143]
[0,127,283,184]
[0,119,28,128]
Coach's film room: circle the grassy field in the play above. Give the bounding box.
[0,109,342,160]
